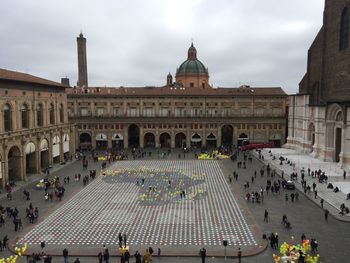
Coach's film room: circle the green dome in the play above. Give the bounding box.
[176,43,208,75]
[177,59,208,74]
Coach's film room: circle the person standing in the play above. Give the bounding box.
[199,247,206,263]
[320,198,324,208]
[63,248,69,263]
[237,247,242,263]
[344,170,346,180]
[103,248,109,263]
[123,233,127,247]
[118,232,123,247]
[324,209,329,221]
[264,209,268,222]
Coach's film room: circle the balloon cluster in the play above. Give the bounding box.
[0,243,27,263]
[272,237,319,263]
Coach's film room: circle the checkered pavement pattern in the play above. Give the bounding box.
[20,160,257,247]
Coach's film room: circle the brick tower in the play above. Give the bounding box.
[77,32,88,87]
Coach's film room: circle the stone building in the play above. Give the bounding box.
[67,39,288,151]
[0,69,75,188]
[286,0,350,167]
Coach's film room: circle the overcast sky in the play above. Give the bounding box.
[0,0,324,94]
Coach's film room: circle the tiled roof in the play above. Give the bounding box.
[66,85,287,97]
[0,68,65,88]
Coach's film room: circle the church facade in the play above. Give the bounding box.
[286,0,350,167]
[67,36,288,151]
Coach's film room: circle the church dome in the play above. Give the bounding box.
[177,43,208,75]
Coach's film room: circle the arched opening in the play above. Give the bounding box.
[52,135,61,163]
[269,134,281,148]
[40,139,49,170]
[175,133,186,148]
[206,132,217,148]
[3,103,12,132]
[191,133,202,148]
[221,125,233,146]
[49,103,55,125]
[36,103,43,127]
[159,133,171,148]
[144,133,155,148]
[8,146,22,183]
[112,133,124,150]
[63,133,70,160]
[59,104,65,123]
[335,128,342,162]
[21,103,29,129]
[25,142,37,175]
[96,133,108,150]
[79,133,92,150]
[237,133,249,146]
[128,124,140,148]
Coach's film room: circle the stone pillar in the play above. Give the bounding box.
[202,126,206,147]
[107,130,112,148]
[123,128,128,149]
[155,127,160,148]
[171,127,175,148]
[140,126,144,148]
[217,126,222,146]
[59,133,64,163]
[35,149,40,174]
[186,128,191,148]
[233,126,238,146]
[91,132,97,149]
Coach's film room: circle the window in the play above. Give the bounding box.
[159,108,169,117]
[49,103,55,125]
[190,82,194,88]
[128,108,138,117]
[255,108,264,116]
[113,108,121,117]
[3,103,12,131]
[97,108,104,117]
[37,104,43,127]
[143,107,154,117]
[21,104,29,129]
[59,104,64,123]
[80,108,88,116]
[340,7,349,50]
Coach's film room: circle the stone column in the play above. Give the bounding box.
[186,128,191,148]
[217,125,222,146]
[140,126,144,148]
[123,128,128,149]
[59,133,64,163]
[171,127,175,148]
[155,127,160,148]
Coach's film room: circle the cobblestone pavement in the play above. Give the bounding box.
[1,149,350,263]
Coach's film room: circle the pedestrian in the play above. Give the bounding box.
[103,248,109,263]
[63,248,69,263]
[74,258,80,263]
[314,190,318,199]
[123,233,127,247]
[237,247,242,263]
[124,250,130,263]
[324,209,329,221]
[134,251,142,263]
[157,248,161,257]
[199,247,206,263]
[285,193,288,202]
[301,233,306,243]
[118,232,122,247]
[344,170,346,180]
[320,198,324,208]
[98,252,103,263]
[264,209,268,222]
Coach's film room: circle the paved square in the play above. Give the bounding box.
[20,160,257,248]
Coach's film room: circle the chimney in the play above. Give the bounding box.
[61,77,70,87]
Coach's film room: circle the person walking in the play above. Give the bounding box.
[264,209,268,222]
[199,247,206,263]
[103,248,109,263]
[237,247,242,263]
[314,190,318,199]
[63,248,69,263]
[344,170,346,180]
[320,198,324,208]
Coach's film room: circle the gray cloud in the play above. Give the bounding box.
[0,0,324,93]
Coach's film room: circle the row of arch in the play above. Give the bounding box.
[78,124,259,150]
[1,134,70,184]
[2,102,65,132]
